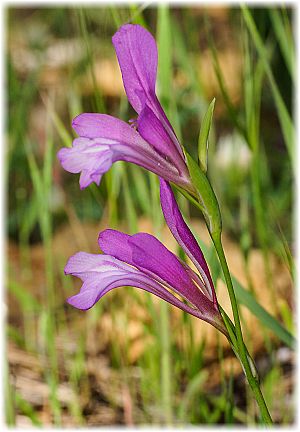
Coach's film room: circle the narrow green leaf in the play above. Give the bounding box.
[204,13,246,138]
[129,4,148,27]
[157,7,183,142]
[178,370,208,421]
[269,9,294,80]
[7,279,41,312]
[198,98,215,173]
[242,5,294,164]
[5,362,16,426]
[232,276,295,349]
[185,152,222,236]
[130,165,152,215]
[278,299,294,334]
[123,167,138,233]
[157,4,172,107]
[189,228,295,350]
[15,392,42,426]
[49,105,72,148]
[78,8,105,113]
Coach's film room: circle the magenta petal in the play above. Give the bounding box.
[129,233,190,288]
[59,114,184,188]
[98,229,132,262]
[159,178,217,304]
[111,23,185,161]
[65,252,212,318]
[57,138,113,189]
[137,104,182,166]
[65,252,134,282]
[111,23,181,157]
[72,113,140,143]
[128,233,213,312]
[112,24,158,114]
[99,229,211,312]
[100,230,191,292]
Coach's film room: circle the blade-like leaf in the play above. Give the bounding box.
[269,9,294,80]
[242,5,294,164]
[185,152,222,236]
[198,98,215,173]
[232,276,295,349]
[188,225,295,349]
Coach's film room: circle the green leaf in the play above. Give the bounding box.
[198,98,215,173]
[157,4,172,105]
[185,152,222,236]
[232,276,295,349]
[7,279,41,312]
[15,392,42,426]
[189,229,295,350]
[269,9,294,80]
[178,370,209,421]
[241,5,294,164]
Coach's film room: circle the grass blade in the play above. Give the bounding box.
[269,9,294,80]
[232,276,295,349]
[189,225,295,349]
[241,5,294,163]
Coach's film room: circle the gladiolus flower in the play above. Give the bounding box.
[57,24,193,193]
[65,179,226,335]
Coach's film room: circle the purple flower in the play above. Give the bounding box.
[65,179,226,334]
[57,24,192,192]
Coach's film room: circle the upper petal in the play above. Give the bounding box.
[112,24,157,114]
[112,24,185,160]
[59,113,183,188]
[130,233,216,312]
[159,178,216,303]
[99,229,187,290]
[137,104,183,167]
[98,229,132,262]
[72,113,180,175]
[99,229,212,312]
[73,113,142,143]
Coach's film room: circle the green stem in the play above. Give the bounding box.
[212,231,273,425]
[160,301,172,424]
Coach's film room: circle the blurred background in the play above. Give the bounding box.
[6,4,294,426]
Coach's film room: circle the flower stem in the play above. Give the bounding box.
[211,230,273,425]
[160,301,173,425]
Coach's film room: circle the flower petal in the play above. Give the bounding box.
[59,114,183,188]
[99,228,213,312]
[72,113,140,143]
[137,104,186,171]
[64,251,133,281]
[112,24,157,114]
[99,229,186,289]
[65,252,212,319]
[98,229,132,262]
[159,178,216,303]
[57,137,113,189]
[129,233,214,311]
[112,24,185,160]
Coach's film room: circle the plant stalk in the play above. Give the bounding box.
[211,230,273,425]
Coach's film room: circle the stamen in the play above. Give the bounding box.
[129,118,138,130]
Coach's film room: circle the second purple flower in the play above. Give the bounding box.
[65,179,226,336]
